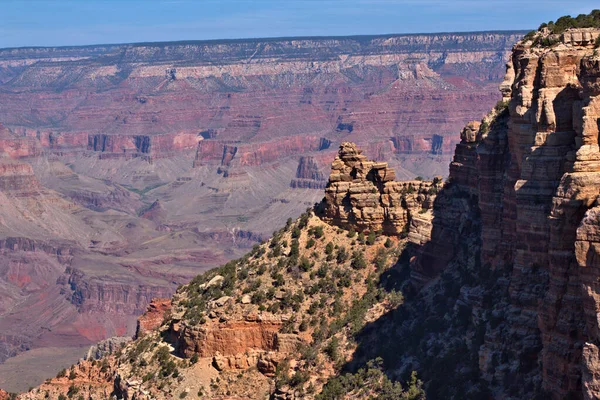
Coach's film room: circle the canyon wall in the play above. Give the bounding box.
[0,32,522,171]
[409,27,600,399]
[0,31,525,392]
[15,26,600,400]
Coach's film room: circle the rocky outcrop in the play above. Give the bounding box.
[321,142,440,236]
[0,124,41,159]
[139,200,167,224]
[0,158,40,194]
[85,336,131,360]
[135,298,171,338]
[175,316,285,359]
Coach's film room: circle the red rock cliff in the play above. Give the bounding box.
[414,27,600,399]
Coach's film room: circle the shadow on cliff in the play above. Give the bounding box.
[330,180,495,399]
[333,110,554,399]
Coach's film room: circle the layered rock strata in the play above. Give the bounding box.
[289,156,328,189]
[0,32,522,168]
[194,136,331,169]
[321,142,440,235]
[413,27,600,399]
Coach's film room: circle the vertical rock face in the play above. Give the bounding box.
[87,133,199,159]
[290,156,327,189]
[417,27,600,398]
[391,134,449,155]
[321,142,441,236]
[194,136,330,169]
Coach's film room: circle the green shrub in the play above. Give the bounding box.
[374,248,388,271]
[317,358,425,400]
[251,290,266,304]
[325,242,334,255]
[324,337,340,361]
[275,360,291,389]
[351,251,367,270]
[257,264,266,275]
[336,247,348,264]
[366,231,377,245]
[494,100,509,112]
[272,272,285,287]
[289,370,310,388]
[480,120,489,134]
[67,385,79,397]
[523,30,536,41]
[357,232,366,244]
[388,290,405,307]
[292,226,302,238]
[534,11,600,36]
[299,256,313,272]
[289,240,300,259]
[314,226,325,238]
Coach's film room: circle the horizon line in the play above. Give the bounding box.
[0,29,531,52]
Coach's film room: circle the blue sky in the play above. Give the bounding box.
[0,0,597,48]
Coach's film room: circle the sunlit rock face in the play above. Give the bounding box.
[321,142,441,238]
[0,32,521,171]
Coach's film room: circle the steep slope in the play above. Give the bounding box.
[349,18,600,400]
[0,31,525,381]
[15,143,438,399]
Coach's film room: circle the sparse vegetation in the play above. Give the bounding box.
[541,11,600,35]
[366,231,377,245]
[318,358,425,400]
[480,120,489,134]
[59,208,411,398]
[494,100,509,113]
[525,11,600,48]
